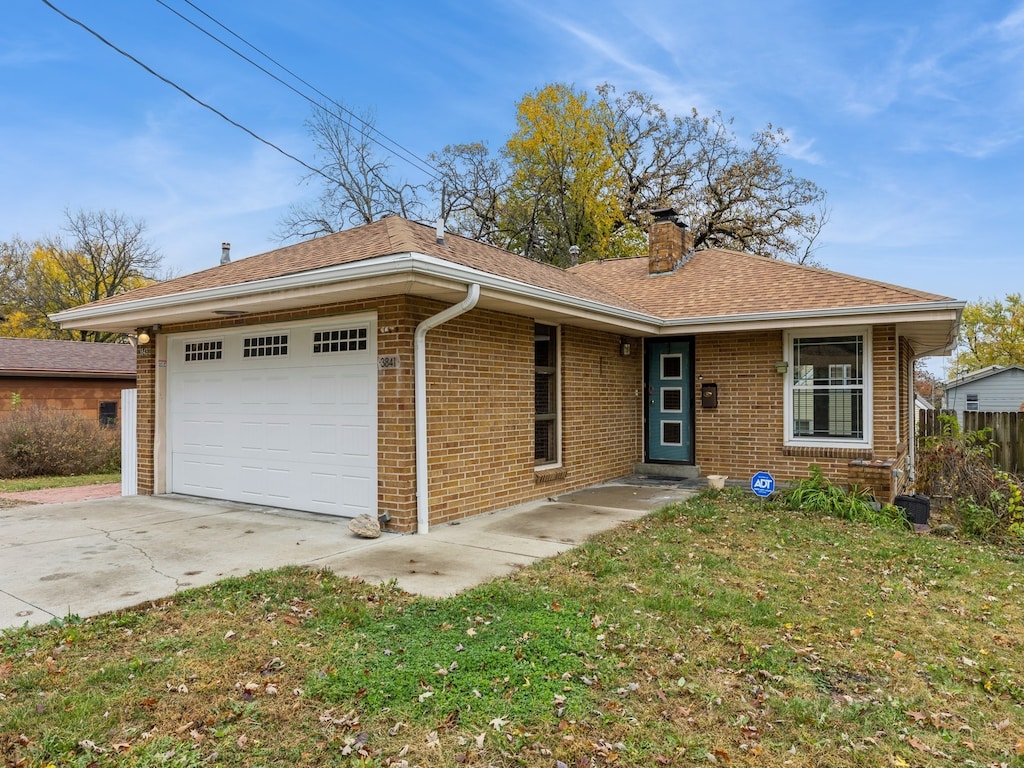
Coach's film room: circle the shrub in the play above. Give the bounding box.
[782,464,909,529]
[916,414,1024,541]
[0,406,120,478]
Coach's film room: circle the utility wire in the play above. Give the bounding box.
[40,0,352,190]
[164,0,441,181]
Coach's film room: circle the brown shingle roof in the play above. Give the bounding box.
[0,337,136,377]
[569,248,953,318]
[81,217,646,314]
[68,216,954,322]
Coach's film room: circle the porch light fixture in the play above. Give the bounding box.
[136,324,162,345]
[619,337,633,357]
[775,360,789,374]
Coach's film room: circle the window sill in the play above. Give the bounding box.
[784,444,874,460]
[535,467,567,484]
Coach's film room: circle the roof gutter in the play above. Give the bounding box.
[50,252,963,344]
[414,283,480,535]
[659,299,966,330]
[49,252,656,333]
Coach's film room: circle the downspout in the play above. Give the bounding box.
[908,354,919,488]
[414,283,481,534]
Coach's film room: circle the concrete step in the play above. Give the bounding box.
[633,463,701,480]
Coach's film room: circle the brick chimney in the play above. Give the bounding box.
[648,207,693,274]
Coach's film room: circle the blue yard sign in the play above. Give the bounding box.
[751,471,775,497]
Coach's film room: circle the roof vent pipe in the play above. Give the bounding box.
[414,283,481,534]
[220,242,231,265]
[436,218,446,245]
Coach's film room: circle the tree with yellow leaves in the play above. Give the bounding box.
[951,293,1024,376]
[500,84,630,264]
[0,210,164,341]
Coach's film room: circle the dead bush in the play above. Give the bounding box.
[0,406,120,478]
[916,413,1024,541]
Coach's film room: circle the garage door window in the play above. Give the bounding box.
[313,327,368,353]
[184,340,223,362]
[243,334,289,358]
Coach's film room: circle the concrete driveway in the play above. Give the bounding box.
[0,482,696,631]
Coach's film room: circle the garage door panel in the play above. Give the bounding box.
[310,375,339,405]
[339,474,374,516]
[340,423,373,462]
[177,456,226,493]
[340,372,371,405]
[309,423,339,458]
[168,321,377,518]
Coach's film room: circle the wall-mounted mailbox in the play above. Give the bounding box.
[701,382,718,409]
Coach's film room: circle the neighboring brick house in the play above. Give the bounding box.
[0,337,136,426]
[52,212,963,532]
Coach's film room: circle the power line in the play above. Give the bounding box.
[152,0,440,181]
[39,0,356,191]
[163,0,441,181]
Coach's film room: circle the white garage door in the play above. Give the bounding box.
[166,318,376,518]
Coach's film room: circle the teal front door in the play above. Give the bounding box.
[646,339,693,463]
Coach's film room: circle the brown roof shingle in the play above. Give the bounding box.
[0,337,136,376]
[69,217,954,322]
[81,218,647,314]
[569,248,953,319]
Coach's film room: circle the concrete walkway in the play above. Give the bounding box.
[0,482,696,631]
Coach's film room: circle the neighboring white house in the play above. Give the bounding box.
[943,365,1024,418]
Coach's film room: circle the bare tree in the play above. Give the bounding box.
[277,104,427,240]
[0,210,164,341]
[287,85,827,266]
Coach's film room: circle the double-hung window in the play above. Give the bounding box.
[785,329,871,447]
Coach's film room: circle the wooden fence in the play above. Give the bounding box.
[918,409,1024,475]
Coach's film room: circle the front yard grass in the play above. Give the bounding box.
[0,472,121,493]
[2,490,1022,767]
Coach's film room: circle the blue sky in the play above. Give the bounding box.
[2,1,1022,372]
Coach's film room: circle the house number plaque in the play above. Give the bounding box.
[378,355,400,371]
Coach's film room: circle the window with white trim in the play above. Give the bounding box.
[313,327,368,353]
[965,393,979,411]
[786,330,870,446]
[184,339,223,362]
[534,323,560,465]
[243,334,289,358]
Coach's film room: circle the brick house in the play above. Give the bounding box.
[52,212,963,532]
[0,337,136,426]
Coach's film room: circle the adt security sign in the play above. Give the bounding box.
[751,471,775,498]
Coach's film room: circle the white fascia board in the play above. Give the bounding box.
[50,251,659,331]
[51,249,965,336]
[658,300,965,334]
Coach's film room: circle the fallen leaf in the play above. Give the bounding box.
[1015,737,1024,756]
[489,716,508,731]
[907,736,931,753]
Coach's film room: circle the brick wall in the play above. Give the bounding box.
[131,297,643,532]
[136,341,156,494]
[693,325,902,497]
[413,304,642,529]
[0,377,134,423]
